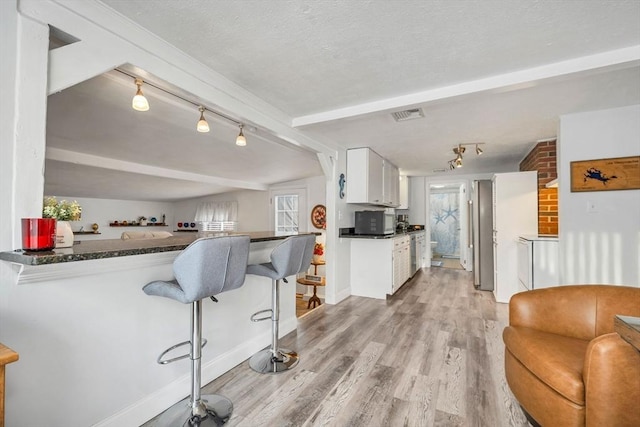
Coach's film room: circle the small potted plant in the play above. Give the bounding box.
[138,216,148,226]
[42,196,82,248]
[313,242,324,263]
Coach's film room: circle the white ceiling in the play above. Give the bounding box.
[45,0,640,201]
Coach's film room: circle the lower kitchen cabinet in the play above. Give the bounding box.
[350,235,411,299]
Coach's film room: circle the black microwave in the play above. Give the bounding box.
[355,211,395,235]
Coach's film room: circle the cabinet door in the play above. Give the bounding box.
[382,161,400,206]
[368,150,384,204]
[347,148,384,204]
[398,175,409,209]
[392,247,403,292]
[391,164,400,206]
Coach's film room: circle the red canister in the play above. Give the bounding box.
[21,218,57,251]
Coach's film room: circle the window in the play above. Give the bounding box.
[270,188,307,234]
[274,194,299,233]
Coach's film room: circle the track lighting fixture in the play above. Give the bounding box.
[132,78,149,111]
[196,106,210,133]
[236,124,247,146]
[119,69,255,145]
[446,143,485,170]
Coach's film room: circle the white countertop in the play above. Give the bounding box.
[519,234,559,242]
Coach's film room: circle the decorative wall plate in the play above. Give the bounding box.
[311,204,326,229]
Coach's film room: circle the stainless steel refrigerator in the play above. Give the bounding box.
[472,180,494,291]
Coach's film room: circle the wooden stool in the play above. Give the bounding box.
[296,276,326,309]
[1,343,19,427]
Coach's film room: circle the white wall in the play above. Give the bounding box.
[52,196,176,240]
[558,104,640,287]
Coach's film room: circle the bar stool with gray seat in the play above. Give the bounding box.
[248,234,315,373]
[143,235,250,426]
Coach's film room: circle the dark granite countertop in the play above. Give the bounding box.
[0,231,318,266]
[339,228,426,239]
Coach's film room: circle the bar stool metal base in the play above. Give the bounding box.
[153,394,233,426]
[249,348,299,373]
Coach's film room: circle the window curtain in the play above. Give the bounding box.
[194,201,238,231]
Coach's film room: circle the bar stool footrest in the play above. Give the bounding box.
[250,309,272,322]
[157,339,207,365]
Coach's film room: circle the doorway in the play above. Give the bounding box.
[429,183,467,270]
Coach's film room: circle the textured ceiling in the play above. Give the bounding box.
[102,0,640,116]
[45,1,640,201]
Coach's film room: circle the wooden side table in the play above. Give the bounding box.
[310,259,325,275]
[0,343,19,427]
[614,315,640,351]
[296,276,326,309]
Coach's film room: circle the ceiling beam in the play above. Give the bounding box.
[46,147,269,191]
[292,46,640,127]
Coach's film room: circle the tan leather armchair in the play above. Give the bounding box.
[503,285,640,427]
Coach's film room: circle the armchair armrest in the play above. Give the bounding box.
[583,333,640,427]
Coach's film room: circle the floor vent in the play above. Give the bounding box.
[392,108,424,122]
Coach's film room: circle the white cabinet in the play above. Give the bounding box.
[347,148,399,207]
[350,235,411,299]
[392,235,411,293]
[347,148,384,204]
[398,175,409,209]
[492,171,538,303]
[383,160,400,206]
[518,236,560,291]
[408,177,426,224]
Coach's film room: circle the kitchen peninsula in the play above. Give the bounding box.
[0,232,316,427]
[340,228,427,299]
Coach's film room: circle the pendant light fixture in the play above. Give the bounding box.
[196,106,210,133]
[131,78,149,111]
[236,124,247,146]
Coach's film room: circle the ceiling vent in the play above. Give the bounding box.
[391,108,424,122]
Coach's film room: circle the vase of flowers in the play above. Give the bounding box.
[43,197,82,248]
[313,242,324,263]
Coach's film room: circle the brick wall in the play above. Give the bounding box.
[519,140,558,235]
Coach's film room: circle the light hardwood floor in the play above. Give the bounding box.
[144,268,530,426]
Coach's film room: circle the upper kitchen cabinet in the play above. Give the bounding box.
[383,160,400,206]
[347,148,399,207]
[398,175,409,209]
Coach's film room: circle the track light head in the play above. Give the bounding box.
[132,78,149,111]
[476,144,483,155]
[455,157,463,168]
[236,124,247,146]
[453,145,465,156]
[196,106,210,133]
